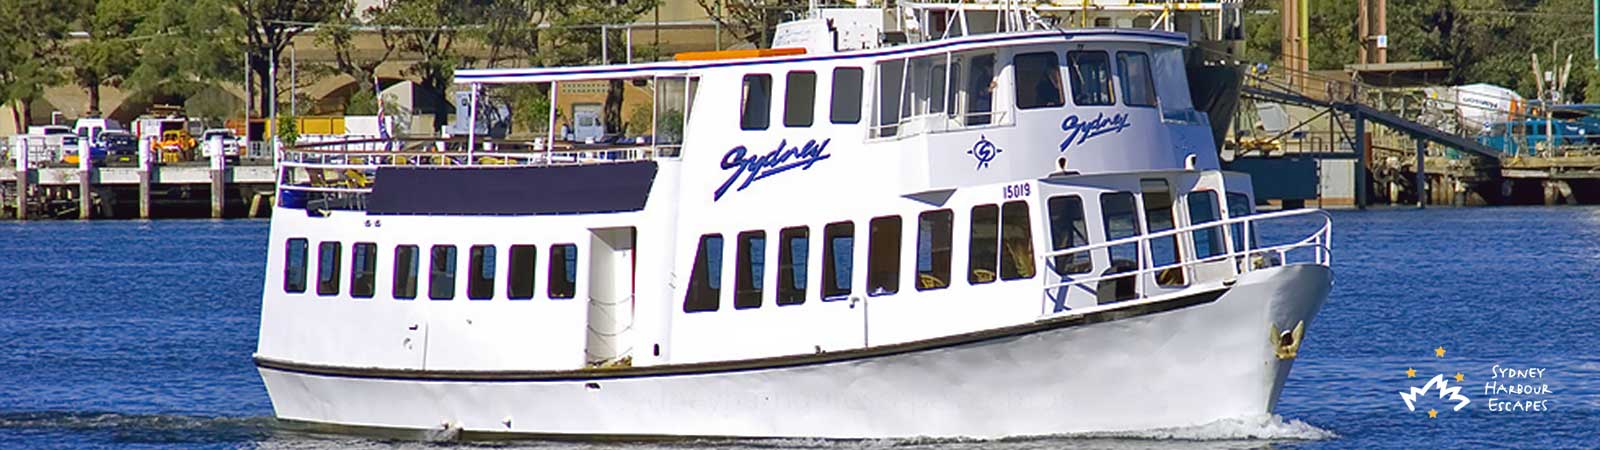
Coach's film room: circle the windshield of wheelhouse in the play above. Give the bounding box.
[1151,46,1202,124]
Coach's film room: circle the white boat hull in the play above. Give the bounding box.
[257,264,1330,440]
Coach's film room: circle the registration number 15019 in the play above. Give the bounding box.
[1003,182,1031,200]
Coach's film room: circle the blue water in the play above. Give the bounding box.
[1,209,1596,449]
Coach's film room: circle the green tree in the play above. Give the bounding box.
[0,0,77,129]
[694,0,805,48]
[384,0,481,127]
[233,0,342,114]
[471,0,550,68]
[319,0,399,115]
[127,0,246,117]
[69,0,152,115]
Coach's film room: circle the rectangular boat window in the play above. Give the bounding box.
[968,204,999,284]
[1117,51,1157,107]
[904,56,947,117]
[874,59,905,137]
[429,245,457,300]
[1226,193,1257,252]
[468,245,496,300]
[1068,51,1115,106]
[830,67,864,124]
[350,242,377,298]
[1100,192,1141,303]
[393,245,419,299]
[653,77,694,155]
[1142,179,1185,286]
[867,215,902,295]
[822,221,854,299]
[784,71,817,127]
[916,210,953,290]
[963,54,996,125]
[317,242,341,296]
[1047,195,1091,275]
[1152,47,1201,123]
[735,231,766,309]
[684,234,724,312]
[1013,52,1064,109]
[1187,191,1226,259]
[777,226,809,305]
[507,245,537,300]
[1000,201,1036,280]
[934,61,947,115]
[284,238,308,293]
[549,243,577,299]
[740,74,772,130]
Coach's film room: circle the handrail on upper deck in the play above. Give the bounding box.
[274,137,658,196]
[1035,208,1332,317]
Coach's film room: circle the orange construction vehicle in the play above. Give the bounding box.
[156,130,196,162]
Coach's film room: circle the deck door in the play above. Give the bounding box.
[586,227,635,366]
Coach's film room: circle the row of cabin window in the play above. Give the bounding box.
[1014,50,1154,109]
[740,67,865,130]
[282,241,578,301]
[683,201,1036,313]
[737,50,1169,132]
[1043,188,1253,291]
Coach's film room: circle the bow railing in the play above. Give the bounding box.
[1036,208,1332,316]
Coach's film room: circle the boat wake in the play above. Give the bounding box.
[680,415,1334,450]
[1064,414,1336,441]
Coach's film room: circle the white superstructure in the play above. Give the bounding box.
[254,9,1330,440]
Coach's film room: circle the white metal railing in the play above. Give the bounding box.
[275,138,658,198]
[1037,208,1332,316]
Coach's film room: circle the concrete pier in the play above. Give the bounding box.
[1,163,273,219]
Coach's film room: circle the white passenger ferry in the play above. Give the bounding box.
[254,2,1332,440]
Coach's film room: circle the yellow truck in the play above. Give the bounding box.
[156,130,196,162]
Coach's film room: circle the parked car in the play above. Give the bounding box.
[199,128,242,163]
[100,130,138,164]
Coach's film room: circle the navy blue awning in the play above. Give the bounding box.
[367,161,657,215]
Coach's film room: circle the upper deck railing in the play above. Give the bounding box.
[1036,208,1331,317]
[276,137,659,210]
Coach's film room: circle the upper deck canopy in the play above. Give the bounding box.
[454,29,1187,85]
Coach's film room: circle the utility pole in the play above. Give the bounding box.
[1358,0,1388,65]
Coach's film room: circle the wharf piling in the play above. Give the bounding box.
[78,141,92,220]
[138,138,152,219]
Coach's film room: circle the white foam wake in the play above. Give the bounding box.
[1072,415,1336,441]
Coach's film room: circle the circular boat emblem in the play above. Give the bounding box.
[968,135,1003,170]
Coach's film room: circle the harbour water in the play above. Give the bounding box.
[1,207,1596,449]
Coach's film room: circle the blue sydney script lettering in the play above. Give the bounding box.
[1059,113,1132,151]
[714,138,832,201]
